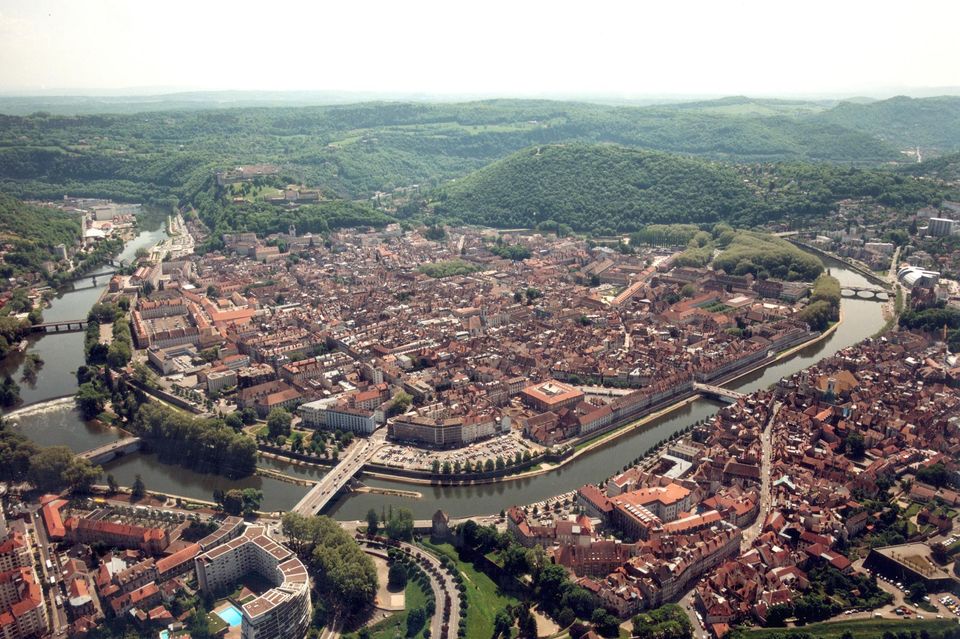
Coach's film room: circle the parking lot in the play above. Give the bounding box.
[370,432,539,471]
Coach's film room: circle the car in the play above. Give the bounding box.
[917,615,924,620]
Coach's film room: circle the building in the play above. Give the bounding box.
[898,265,940,289]
[195,526,310,639]
[299,399,377,435]
[864,543,958,592]
[520,380,584,412]
[0,567,48,639]
[928,217,956,237]
[64,517,169,555]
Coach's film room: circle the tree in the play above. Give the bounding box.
[847,432,866,459]
[62,458,101,494]
[502,544,530,576]
[591,609,619,638]
[366,509,379,536]
[0,376,20,408]
[26,446,75,491]
[240,488,263,515]
[385,508,415,541]
[931,542,949,565]
[131,474,146,501]
[267,408,292,440]
[75,382,107,420]
[106,473,118,494]
[493,609,513,639]
[407,607,426,636]
[225,412,244,431]
[518,605,537,639]
[241,407,258,425]
[388,562,408,589]
[222,489,245,515]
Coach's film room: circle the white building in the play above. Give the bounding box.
[195,526,310,639]
[298,398,377,435]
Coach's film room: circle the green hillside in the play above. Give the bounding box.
[435,144,755,233]
[812,95,960,151]
[433,144,955,233]
[0,192,81,279]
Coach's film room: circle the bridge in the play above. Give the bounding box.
[78,437,141,465]
[694,383,746,403]
[291,434,382,516]
[31,319,89,334]
[840,285,890,300]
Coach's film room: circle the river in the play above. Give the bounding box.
[6,255,886,519]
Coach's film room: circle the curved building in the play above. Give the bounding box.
[196,526,310,639]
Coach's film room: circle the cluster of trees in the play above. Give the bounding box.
[281,513,378,618]
[365,506,415,541]
[129,403,257,478]
[417,259,482,278]
[0,375,20,408]
[630,605,692,639]
[765,564,890,626]
[0,315,31,362]
[714,231,823,281]
[916,462,951,488]
[630,224,702,247]
[0,420,101,491]
[212,487,263,516]
[489,241,532,261]
[799,274,842,331]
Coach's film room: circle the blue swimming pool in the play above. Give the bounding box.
[216,605,243,627]
[159,631,169,639]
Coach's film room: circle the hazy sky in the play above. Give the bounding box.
[1,0,958,97]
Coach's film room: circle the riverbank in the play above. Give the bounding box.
[354,308,846,488]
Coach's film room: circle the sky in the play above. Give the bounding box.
[1,0,959,98]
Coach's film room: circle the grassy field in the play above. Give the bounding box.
[365,577,431,639]
[737,617,958,639]
[421,540,519,639]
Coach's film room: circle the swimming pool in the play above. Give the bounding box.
[216,605,243,627]
[159,631,169,639]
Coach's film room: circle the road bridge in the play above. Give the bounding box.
[694,383,746,403]
[78,437,142,465]
[291,434,382,516]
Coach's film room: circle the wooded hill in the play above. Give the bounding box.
[435,144,754,233]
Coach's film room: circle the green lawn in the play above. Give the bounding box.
[206,610,228,635]
[364,577,430,639]
[737,618,958,639]
[421,540,519,639]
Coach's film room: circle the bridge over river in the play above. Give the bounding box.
[840,285,890,300]
[291,433,384,516]
[79,437,142,465]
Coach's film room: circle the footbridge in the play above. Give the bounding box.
[291,436,379,516]
[78,437,142,465]
[694,383,746,403]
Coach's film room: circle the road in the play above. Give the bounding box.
[27,509,68,636]
[741,401,779,551]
